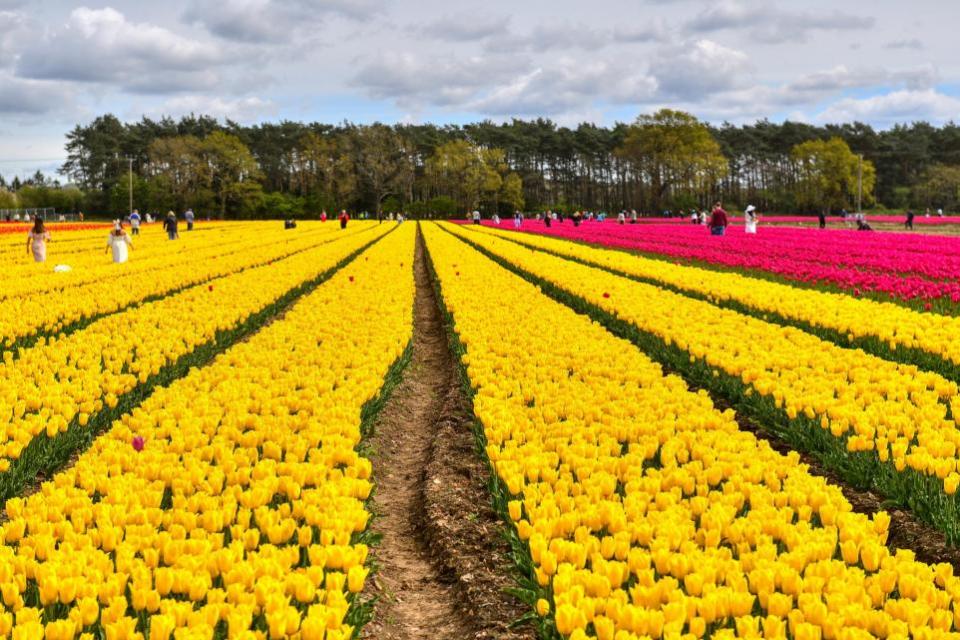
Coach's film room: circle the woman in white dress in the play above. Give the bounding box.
[106,221,134,263]
[26,216,51,262]
[744,205,759,234]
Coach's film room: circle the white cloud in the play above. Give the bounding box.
[686,0,874,43]
[652,39,752,98]
[415,12,510,41]
[788,64,938,94]
[470,60,657,115]
[816,89,960,125]
[0,9,27,67]
[352,49,659,117]
[613,20,671,43]
[16,7,224,92]
[184,0,379,43]
[0,73,73,114]
[884,38,924,50]
[140,95,278,122]
[351,52,523,107]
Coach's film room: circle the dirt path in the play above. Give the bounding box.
[361,231,533,640]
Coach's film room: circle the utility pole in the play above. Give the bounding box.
[857,153,863,214]
[127,156,133,215]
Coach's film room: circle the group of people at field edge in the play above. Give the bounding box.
[904,207,945,230]
[22,207,206,266]
[476,202,764,237]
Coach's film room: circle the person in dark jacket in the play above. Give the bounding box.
[709,202,729,236]
[905,210,915,230]
[162,211,179,240]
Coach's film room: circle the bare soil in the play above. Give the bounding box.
[361,232,534,640]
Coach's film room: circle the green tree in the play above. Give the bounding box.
[0,189,17,209]
[500,172,525,212]
[348,124,414,213]
[914,164,960,211]
[425,140,521,212]
[791,137,876,213]
[146,135,210,212]
[202,132,263,217]
[295,132,356,212]
[616,109,728,210]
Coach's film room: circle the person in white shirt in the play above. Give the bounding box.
[106,221,133,263]
[184,208,195,230]
[129,210,141,235]
[744,205,759,234]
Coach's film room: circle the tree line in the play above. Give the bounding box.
[3,110,959,217]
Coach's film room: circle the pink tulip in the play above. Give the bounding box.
[476,219,960,305]
[132,435,145,452]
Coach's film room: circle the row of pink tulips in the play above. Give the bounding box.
[479,219,960,302]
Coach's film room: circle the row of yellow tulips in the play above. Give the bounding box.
[470,225,960,378]
[422,222,960,640]
[1,221,309,301]
[0,223,415,640]
[2,223,361,350]
[445,224,960,501]
[0,221,246,266]
[0,224,392,483]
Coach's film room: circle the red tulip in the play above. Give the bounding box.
[603,292,610,298]
[208,285,214,291]
[132,436,145,452]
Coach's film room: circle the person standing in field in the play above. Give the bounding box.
[129,209,141,235]
[339,210,349,229]
[26,216,50,262]
[320,210,327,222]
[184,208,195,231]
[163,211,179,240]
[905,210,915,230]
[513,211,523,229]
[709,202,729,236]
[106,220,134,263]
[818,211,826,229]
[472,210,481,225]
[744,205,759,234]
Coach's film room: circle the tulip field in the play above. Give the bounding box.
[504,221,960,306]
[7,218,960,639]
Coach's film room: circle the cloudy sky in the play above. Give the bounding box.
[0,0,958,179]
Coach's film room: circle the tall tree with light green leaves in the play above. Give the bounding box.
[616,109,728,210]
[791,137,876,214]
[425,140,524,213]
[202,131,263,217]
[348,124,414,214]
